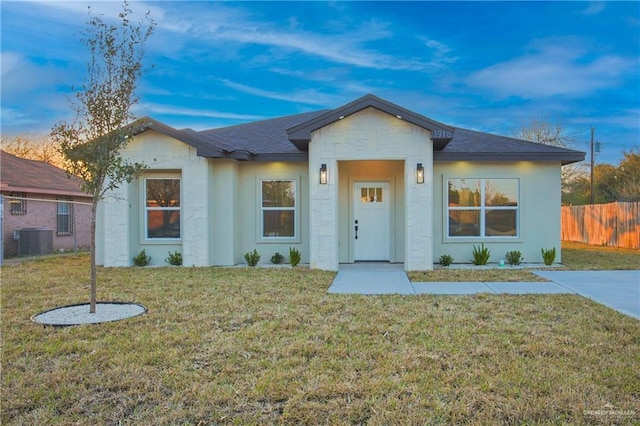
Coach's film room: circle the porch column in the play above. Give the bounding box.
[404,157,434,271]
[309,159,339,271]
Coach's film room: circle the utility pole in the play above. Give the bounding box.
[590,127,595,205]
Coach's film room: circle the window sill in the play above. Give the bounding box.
[141,239,182,245]
[257,238,300,244]
[444,236,522,244]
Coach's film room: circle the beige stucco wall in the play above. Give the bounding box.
[308,107,434,271]
[229,161,309,266]
[98,131,209,266]
[432,161,563,264]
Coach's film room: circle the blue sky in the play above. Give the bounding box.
[2,1,639,165]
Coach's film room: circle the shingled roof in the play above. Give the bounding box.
[0,151,90,198]
[133,95,585,165]
[435,127,585,165]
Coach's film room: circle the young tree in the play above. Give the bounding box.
[51,1,155,313]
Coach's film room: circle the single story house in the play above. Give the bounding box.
[1,150,92,257]
[96,94,585,270]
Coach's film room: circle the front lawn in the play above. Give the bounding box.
[2,255,639,424]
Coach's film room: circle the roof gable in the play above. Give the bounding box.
[286,94,455,151]
[129,117,225,158]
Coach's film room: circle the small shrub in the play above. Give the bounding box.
[541,247,556,265]
[166,251,182,266]
[244,249,260,267]
[472,243,491,265]
[289,247,301,267]
[271,252,284,264]
[505,250,523,266]
[133,249,151,267]
[439,254,454,266]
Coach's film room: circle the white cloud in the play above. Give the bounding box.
[143,3,453,72]
[1,52,71,99]
[219,80,343,107]
[467,38,637,99]
[581,2,606,15]
[137,103,266,121]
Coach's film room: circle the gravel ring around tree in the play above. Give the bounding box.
[32,302,147,326]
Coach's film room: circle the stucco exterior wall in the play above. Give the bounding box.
[231,161,309,266]
[98,131,209,266]
[432,161,563,264]
[308,107,434,271]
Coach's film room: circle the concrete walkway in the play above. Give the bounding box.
[534,270,640,320]
[328,264,640,319]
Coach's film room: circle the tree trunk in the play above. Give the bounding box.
[90,199,97,313]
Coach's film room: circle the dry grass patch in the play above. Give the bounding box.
[2,255,639,424]
[408,268,548,282]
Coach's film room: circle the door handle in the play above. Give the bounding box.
[355,220,358,240]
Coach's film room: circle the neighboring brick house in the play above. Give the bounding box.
[1,150,92,257]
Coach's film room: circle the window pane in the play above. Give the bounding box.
[10,193,26,215]
[57,202,70,215]
[263,210,294,237]
[486,210,517,236]
[147,179,180,208]
[485,180,518,206]
[262,181,295,207]
[147,210,181,238]
[449,210,480,236]
[448,179,481,207]
[57,202,72,235]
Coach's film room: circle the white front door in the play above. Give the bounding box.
[354,182,390,260]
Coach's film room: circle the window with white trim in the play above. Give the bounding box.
[261,180,296,239]
[57,201,73,235]
[145,178,181,239]
[447,179,519,238]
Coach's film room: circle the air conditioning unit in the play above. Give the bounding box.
[16,228,54,256]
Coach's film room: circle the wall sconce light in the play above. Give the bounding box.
[319,164,328,184]
[416,163,424,184]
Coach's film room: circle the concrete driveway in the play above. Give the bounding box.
[533,270,640,320]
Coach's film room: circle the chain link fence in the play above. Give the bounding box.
[1,195,92,265]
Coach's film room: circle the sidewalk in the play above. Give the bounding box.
[328,264,640,319]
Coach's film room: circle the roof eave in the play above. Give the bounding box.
[434,152,586,165]
[1,185,92,198]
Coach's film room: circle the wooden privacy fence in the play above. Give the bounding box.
[561,202,640,249]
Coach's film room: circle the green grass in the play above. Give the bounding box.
[2,254,639,424]
[561,241,640,270]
